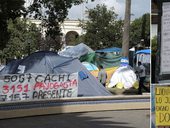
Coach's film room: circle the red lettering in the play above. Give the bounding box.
[24,84,29,92]
[17,85,22,92]
[43,83,50,90]
[2,85,9,94]
[34,82,43,90]
[42,83,46,90]
[62,82,68,89]
[11,85,15,93]
[71,79,77,87]
[53,82,59,89]
[49,83,54,89]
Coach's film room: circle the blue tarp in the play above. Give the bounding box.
[0,51,111,97]
[96,47,122,53]
[82,62,98,71]
[136,49,151,54]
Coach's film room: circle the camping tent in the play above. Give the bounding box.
[96,47,121,53]
[108,65,138,89]
[80,47,122,68]
[95,47,122,68]
[58,43,94,58]
[0,51,111,97]
[135,49,150,84]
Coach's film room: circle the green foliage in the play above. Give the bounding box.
[3,18,41,59]
[0,0,94,52]
[27,0,94,45]
[130,13,150,48]
[151,36,157,56]
[79,4,123,50]
[0,0,26,50]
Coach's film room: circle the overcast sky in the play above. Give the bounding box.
[67,0,150,21]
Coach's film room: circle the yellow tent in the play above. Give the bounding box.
[90,66,118,83]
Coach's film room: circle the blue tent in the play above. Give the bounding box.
[136,49,151,54]
[82,62,98,71]
[96,47,121,53]
[0,51,111,97]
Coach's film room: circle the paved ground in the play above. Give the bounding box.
[0,109,150,128]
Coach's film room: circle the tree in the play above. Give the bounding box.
[130,13,150,48]
[0,0,26,50]
[78,4,123,50]
[27,0,94,51]
[3,18,41,59]
[122,0,131,57]
[0,0,94,51]
[151,36,157,56]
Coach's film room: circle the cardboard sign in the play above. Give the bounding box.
[155,86,170,126]
[0,73,78,102]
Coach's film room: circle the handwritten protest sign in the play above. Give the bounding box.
[155,86,170,126]
[161,2,170,73]
[0,73,78,102]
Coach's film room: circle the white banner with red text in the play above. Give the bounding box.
[0,73,78,102]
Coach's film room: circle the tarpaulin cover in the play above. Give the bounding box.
[58,43,94,58]
[79,52,96,64]
[96,47,121,53]
[0,51,111,97]
[95,52,121,68]
[82,62,98,71]
[108,65,138,89]
[80,52,121,68]
[135,49,151,64]
[136,49,151,54]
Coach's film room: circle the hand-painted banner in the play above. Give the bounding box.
[0,73,78,102]
[155,86,170,126]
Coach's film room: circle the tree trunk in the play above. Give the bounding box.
[122,0,131,57]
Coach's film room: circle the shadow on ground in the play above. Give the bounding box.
[0,112,137,128]
[108,87,150,95]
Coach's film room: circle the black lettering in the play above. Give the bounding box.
[11,75,18,82]
[43,91,48,99]
[27,73,32,82]
[165,97,170,103]
[44,74,51,82]
[165,113,170,122]
[35,75,43,83]
[38,90,44,99]
[67,88,72,97]
[22,93,30,100]
[0,95,7,101]
[47,91,52,98]
[67,74,71,81]
[9,94,14,101]
[33,91,39,99]
[51,75,57,82]
[56,90,59,98]
[19,74,25,83]
[59,75,65,81]
[160,113,170,123]
[14,94,21,101]
[156,97,162,103]
[4,75,10,82]
[51,90,56,98]
[60,89,64,98]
